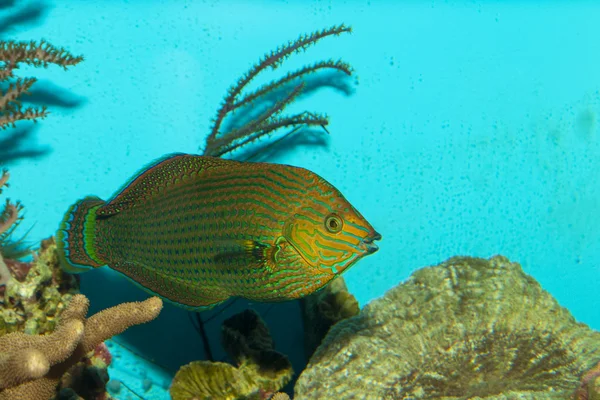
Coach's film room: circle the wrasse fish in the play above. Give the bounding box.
[57,154,381,310]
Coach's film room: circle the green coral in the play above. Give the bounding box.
[170,360,260,400]
[294,256,600,399]
[1,238,78,335]
[171,309,292,400]
[171,359,290,400]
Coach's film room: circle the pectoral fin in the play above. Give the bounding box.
[213,239,271,267]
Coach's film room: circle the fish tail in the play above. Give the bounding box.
[57,196,106,273]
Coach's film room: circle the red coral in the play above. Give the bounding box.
[90,342,112,367]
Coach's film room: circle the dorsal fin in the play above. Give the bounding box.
[97,153,188,217]
[96,153,227,217]
[96,153,242,217]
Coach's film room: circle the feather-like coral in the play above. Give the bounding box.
[202,24,353,158]
[0,40,83,129]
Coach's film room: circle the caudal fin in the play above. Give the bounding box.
[57,196,106,273]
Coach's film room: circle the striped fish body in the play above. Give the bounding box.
[57,154,380,310]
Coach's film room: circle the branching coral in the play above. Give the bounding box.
[295,256,600,400]
[0,293,162,400]
[202,24,353,157]
[0,294,86,391]
[0,40,83,129]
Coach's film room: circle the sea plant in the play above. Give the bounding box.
[202,24,353,158]
[0,39,83,130]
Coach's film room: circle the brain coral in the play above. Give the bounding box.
[294,256,600,399]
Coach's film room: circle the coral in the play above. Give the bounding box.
[576,362,600,400]
[203,24,353,158]
[171,359,292,400]
[271,393,290,400]
[0,170,31,292]
[300,276,359,357]
[0,294,86,391]
[0,257,8,291]
[221,310,292,393]
[0,40,83,129]
[1,238,79,335]
[0,170,24,260]
[590,379,600,400]
[222,309,280,366]
[170,360,259,400]
[58,363,110,400]
[0,293,162,400]
[171,309,292,400]
[57,341,114,400]
[294,256,600,399]
[90,342,112,368]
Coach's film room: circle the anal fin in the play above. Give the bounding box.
[109,261,228,311]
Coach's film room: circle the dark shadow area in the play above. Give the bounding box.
[79,269,307,386]
[0,2,86,165]
[204,68,354,160]
[221,68,354,136]
[0,1,47,36]
[0,0,17,11]
[236,127,329,162]
[0,125,50,164]
[0,79,86,165]
[26,80,87,109]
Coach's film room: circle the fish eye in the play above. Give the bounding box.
[324,213,343,233]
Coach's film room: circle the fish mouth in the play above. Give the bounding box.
[361,231,382,254]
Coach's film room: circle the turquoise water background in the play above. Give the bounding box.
[2,1,599,399]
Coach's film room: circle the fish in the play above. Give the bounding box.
[57,153,381,310]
